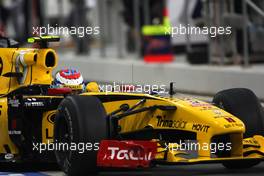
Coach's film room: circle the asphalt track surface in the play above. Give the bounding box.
[0,163,264,175]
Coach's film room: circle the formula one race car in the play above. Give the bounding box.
[0,36,263,176]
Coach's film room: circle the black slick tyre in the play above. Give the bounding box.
[213,88,264,169]
[54,95,107,175]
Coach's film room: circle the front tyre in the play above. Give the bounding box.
[213,88,264,169]
[54,95,107,176]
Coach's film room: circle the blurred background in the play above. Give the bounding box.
[1,0,264,98]
[1,1,264,175]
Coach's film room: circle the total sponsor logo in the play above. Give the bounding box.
[156,115,187,129]
[107,147,152,161]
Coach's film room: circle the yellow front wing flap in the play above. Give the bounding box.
[154,135,264,164]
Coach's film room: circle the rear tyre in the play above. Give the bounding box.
[54,95,107,176]
[213,88,264,169]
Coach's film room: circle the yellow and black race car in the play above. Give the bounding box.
[0,36,263,176]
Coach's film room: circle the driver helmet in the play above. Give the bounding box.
[53,68,85,92]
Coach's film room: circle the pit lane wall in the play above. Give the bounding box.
[56,54,264,100]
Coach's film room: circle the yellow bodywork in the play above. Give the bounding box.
[82,92,264,163]
[0,40,263,164]
[0,45,58,156]
[0,48,57,94]
[42,110,56,143]
[0,97,19,154]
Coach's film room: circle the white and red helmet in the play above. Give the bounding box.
[54,68,84,91]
